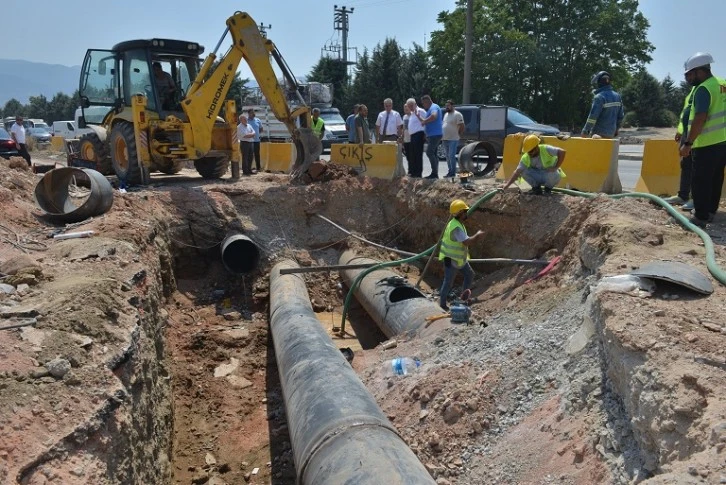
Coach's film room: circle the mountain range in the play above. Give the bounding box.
[0,59,80,107]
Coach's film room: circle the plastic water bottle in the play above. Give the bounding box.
[388,357,421,376]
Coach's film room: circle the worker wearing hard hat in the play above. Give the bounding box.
[678,52,726,227]
[501,134,566,195]
[581,71,624,138]
[438,199,484,311]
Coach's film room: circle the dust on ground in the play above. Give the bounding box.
[0,146,725,485]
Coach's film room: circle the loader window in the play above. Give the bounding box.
[124,49,156,111]
[80,50,118,105]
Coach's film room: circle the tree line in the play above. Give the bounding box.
[308,0,692,131]
[1,92,80,124]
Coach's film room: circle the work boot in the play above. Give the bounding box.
[688,215,708,228]
[681,200,694,211]
[543,186,553,194]
[664,195,688,205]
[529,186,543,195]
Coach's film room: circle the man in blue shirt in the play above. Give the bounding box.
[418,94,443,179]
[581,71,624,138]
[346,104,359,143]
[247,109,263,172]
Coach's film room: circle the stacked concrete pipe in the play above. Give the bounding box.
[269,259,434,485]
[339,250,447,337]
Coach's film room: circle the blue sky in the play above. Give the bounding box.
[4,0,724,83]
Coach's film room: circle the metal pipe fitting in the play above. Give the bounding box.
[269,260,434,485]
[339,250,445,337]
[33,167,113,223]
[220,234,260,273]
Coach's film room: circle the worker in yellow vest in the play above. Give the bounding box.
[310,108,325,140]
[679,52,726,227]
[501,134,566,194]
[438,199,484,311]
[664,87,696,210]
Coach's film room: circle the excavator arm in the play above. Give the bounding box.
[182,11,321,175]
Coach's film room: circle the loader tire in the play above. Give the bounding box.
[194,156,229,179]
[110,122,148,185]
[78,133,112,175]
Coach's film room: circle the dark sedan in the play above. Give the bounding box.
[0,128,20,159]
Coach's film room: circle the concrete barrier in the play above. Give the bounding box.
[50,136,65,152]
[497,134,621,194]
[261,142,295,173]
[330,143,401,179]
[634,140,680,196]
[635,139,726,198]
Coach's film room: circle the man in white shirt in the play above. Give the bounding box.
[10,116,31,166]
[405,98,427,177]
[442,100,465,177]
[237,115,256,176]
[375,98,403,143]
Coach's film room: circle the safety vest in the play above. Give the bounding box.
[678,87,695,135]
[688,76,726,148]
[438,218,469,267]
[521,145,558,168]
[311,117,324,137]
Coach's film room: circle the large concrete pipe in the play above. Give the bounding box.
[270,260,435,485]
[221,234,260,273]
[34,167,113,223]
[339,251,446,337]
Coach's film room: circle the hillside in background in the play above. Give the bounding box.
[0,59,80,106]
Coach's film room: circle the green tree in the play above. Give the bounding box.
[429,0,653,129]
[27,95,50,120]
[397,45,431,103]
[3,99,25,118]
[622,70,674,126]
[308,57,349,109]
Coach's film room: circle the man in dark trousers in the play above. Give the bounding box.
[438,199,485,310]
[679,52,726,227]
[9,116,31,166]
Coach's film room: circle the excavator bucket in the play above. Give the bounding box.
[290,128,323,178]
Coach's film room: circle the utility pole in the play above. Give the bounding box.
[334,5,355,65]
[462,0,473,103]
[258,22,272,38]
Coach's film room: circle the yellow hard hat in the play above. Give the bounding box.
[522,134,540,153]
[450,199,469,215]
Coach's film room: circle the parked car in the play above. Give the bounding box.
[28,127,52,145]
[0,128,20,159]
[436,105,561,174]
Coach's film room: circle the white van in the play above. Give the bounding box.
[52,120,90,139]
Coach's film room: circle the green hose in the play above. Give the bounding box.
[554,188,726,286]
[339,187,726,332]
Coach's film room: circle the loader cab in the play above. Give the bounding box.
[78,39,204,125]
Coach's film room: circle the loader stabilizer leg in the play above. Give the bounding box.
[290,128,322,178]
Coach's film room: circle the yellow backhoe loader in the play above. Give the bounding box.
[76,11,321,185]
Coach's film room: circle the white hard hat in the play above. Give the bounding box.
[684,52,714,74]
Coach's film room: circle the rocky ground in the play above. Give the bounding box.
[0,143,724,485]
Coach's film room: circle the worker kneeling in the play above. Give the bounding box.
[502,134,566,194]
[438,199,485,311]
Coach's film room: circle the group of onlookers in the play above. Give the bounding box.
[344,96,466,179]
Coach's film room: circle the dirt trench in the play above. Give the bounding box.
[0,161,725,484]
